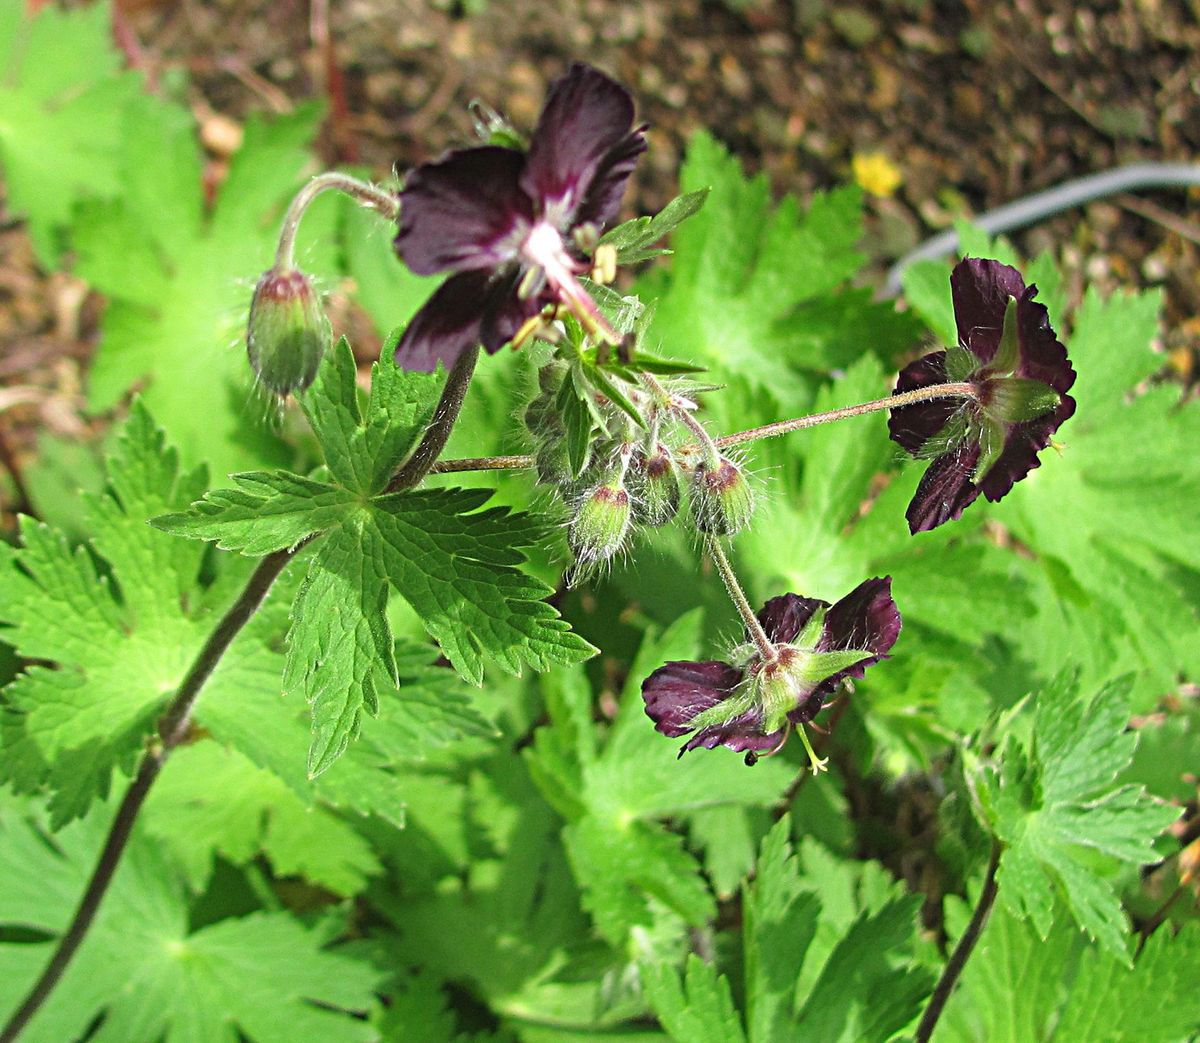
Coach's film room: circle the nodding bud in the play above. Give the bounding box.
[247,267,330,396]
[629,444,681,527]
[570,478,631,565]
[690,456,754,536]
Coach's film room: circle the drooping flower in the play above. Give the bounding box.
[393,63,647,372]
[888,257,1076,533]
[641,578,901,768]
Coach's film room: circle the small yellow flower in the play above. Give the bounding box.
[852,151,903,198]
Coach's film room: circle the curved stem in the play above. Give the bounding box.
[715,382,977,450]
[705,535,775,663]
[387,346,480,492]
[0,549,294,1043]
[275,172,399,269]
[913,837,1003,1043]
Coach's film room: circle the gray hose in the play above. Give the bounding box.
[883,162,1200,298]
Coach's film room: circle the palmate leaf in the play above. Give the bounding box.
[71,86,347,479]
[643,822,931,1043]
[979,674,1181,960]
[159,341,590,774]
[0,793,380,1043]
[936,902,1200,1043]
[0,402,213,824]
[636,132,920,386]
[0,3,142,265]
[528,616,793,947]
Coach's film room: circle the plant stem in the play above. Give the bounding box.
[913,837,1003,1043]
[2,343,483,1040]
[641,373,722,465]
[715,382,977,450]
[0,549,293,1043]
[274,172,398,270]
[387,346,480,492]
[431,453,535,474]
[426,382,979,476]
[705,535,775,662]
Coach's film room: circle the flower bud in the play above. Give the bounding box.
[628,444,681,527]
[247,267,330,396]
[690,456,754,536]
[569,478,631,565]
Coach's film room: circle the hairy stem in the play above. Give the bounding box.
[275,172,398,270]
[705,535,775,663]
[716,382,977,450]
[0,549,293,1043]
[431,453,535,474]
[641,373,722,465]
[913,837,1003,1043]
[428,381,979,475]
[2,344,482,1040]
[387,346,480,492]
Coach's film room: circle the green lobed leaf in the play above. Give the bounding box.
[638,132,916,389]
[0,402,216,821]
[936,902,1200,1043]
[152,470,357,554]
[982,674,1181,960]
[641,955,747,1043]
[0,793,381,1042]
[0,3,142,265]
[77,96,344,479]
[299,337,442,497]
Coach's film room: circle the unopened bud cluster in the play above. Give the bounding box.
[522,361,754,578]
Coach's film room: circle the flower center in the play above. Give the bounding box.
[518,220,621,346]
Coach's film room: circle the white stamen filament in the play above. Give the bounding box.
[520,221,621,345]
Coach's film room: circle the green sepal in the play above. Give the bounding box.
[599,187,710,264]
[990,295,1021,373]
[982,376,1062,424]
[973,414,1008,483]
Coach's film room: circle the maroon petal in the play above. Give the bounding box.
[905,443,982,533]
[573,127,647,231]
[642,660,742,738]
[394,268,528,372]
[816,576,902,681]
[396,146,532,276]
[951,258,1027,363]
[682,712,784,755]
[888,351,957,456]
[1014,286,1076,396]
[977,392,1076,503]
[756,593,828,645]
[520,63,645,228]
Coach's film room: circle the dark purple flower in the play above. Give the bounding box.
[393,63,647,372]
[641,578,901,768]
[888,258,1076,533]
